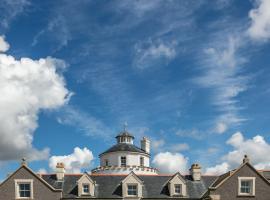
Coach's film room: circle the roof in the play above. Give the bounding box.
[42,174,217,199]
[99,143,148,156]
[115,131,134,139]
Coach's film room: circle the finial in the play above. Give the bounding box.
[21,157,27,166]
[243,154,250,163]
[123,122,128,131]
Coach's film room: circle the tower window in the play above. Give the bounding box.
[140,157,144,167]
[121,156,126,167]
[105,159,109,166]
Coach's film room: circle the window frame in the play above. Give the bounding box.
[127,184,138,196]
[15,179,33,199]
[140,157,144,167]
[238,177,255,196]
[82,183,90,195]
[121,156,127,167]
[174,184,182,195]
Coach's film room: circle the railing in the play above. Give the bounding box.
[91,165,158,174]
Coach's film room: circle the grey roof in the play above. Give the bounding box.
[99,143,148,156]
[115,131,134,139]
[260,171,270,180]
[42,174,217,199]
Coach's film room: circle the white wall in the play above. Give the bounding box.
[100,152,150,167]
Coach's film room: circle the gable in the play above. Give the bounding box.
[169,173,186,185]
[77,173,95,185]
[122,172,143,184]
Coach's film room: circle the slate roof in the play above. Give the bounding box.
[99,143,148,156]
[115,131,134,139]
[260,171,270,180]
[42,174,217,199]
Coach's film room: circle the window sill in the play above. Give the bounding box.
[237,194,255,197]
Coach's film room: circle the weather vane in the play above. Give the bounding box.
[123,122,128,131]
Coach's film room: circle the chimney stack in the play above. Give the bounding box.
[190,163,201,181]
[141,137,150,154]
[56,162,65,181]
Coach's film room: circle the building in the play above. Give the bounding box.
[1,130,270,200]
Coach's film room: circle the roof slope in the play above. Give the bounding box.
[99,143,148,156]
[42,174,217,199]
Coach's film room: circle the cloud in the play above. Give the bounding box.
[0,36,10,52]
[0,36,71,161]
[214,122,228,134]
[248,0,270,41]
[206,132,270,174]
[195,36,249,132]
[133,39,176,69]
[152,152,188,173]
[175,128,204,140]
[205,162,229,175]
[56,105,112,139]
[0,0,30,30]
[49,147,94,173]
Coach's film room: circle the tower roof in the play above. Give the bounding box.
[99,143,148,157]
[115,130,134,139]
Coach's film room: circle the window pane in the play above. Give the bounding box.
[127,185,137,195]
[121,156,126,166]
[240,180,251,194]
[175,184,182,194]
[19,183,31,197]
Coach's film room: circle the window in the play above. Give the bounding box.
[19,183,31,197]
[174,184,182,195]
[140,157,144,167]
[238,177,255,196]
[127,184,137,196]
[105,159,109,166]
[121,156,126,167]
[15,179,33,199]
[82,184,90,194]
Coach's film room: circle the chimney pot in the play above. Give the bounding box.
[190,163,201,181]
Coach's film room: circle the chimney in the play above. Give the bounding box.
[141,137,150,154]
[243,155,250,163]
[190,163,201,181]
[56,162,65,181]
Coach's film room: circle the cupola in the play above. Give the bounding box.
[115,124,134,144]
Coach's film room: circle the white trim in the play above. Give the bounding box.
[238,177,256,196]
[14,179,34,199]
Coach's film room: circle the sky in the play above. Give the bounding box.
[1,0,270,179]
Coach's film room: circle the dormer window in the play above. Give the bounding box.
[174,184,182,195]
[82,184,90,194]
[238,177,255,196]
[127,184,138,196]
[121,156,126,167]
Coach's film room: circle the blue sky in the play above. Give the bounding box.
[1,0,270,178]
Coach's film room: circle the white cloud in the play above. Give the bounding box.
[0,0,30,29]
[56,105,112,139]
[169,143,190,152]
[195,36,248,132]
[214,122,227,134]
[206,132,270,174]
[205,162,229,175]
[175,128,204,140]
[152,152,188,173]
[248,0,270,41]
[0,36,10,52]
[134,39,176,69]
[0,36,71,161]
[49,147,94,173]
[37,168,47,174]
